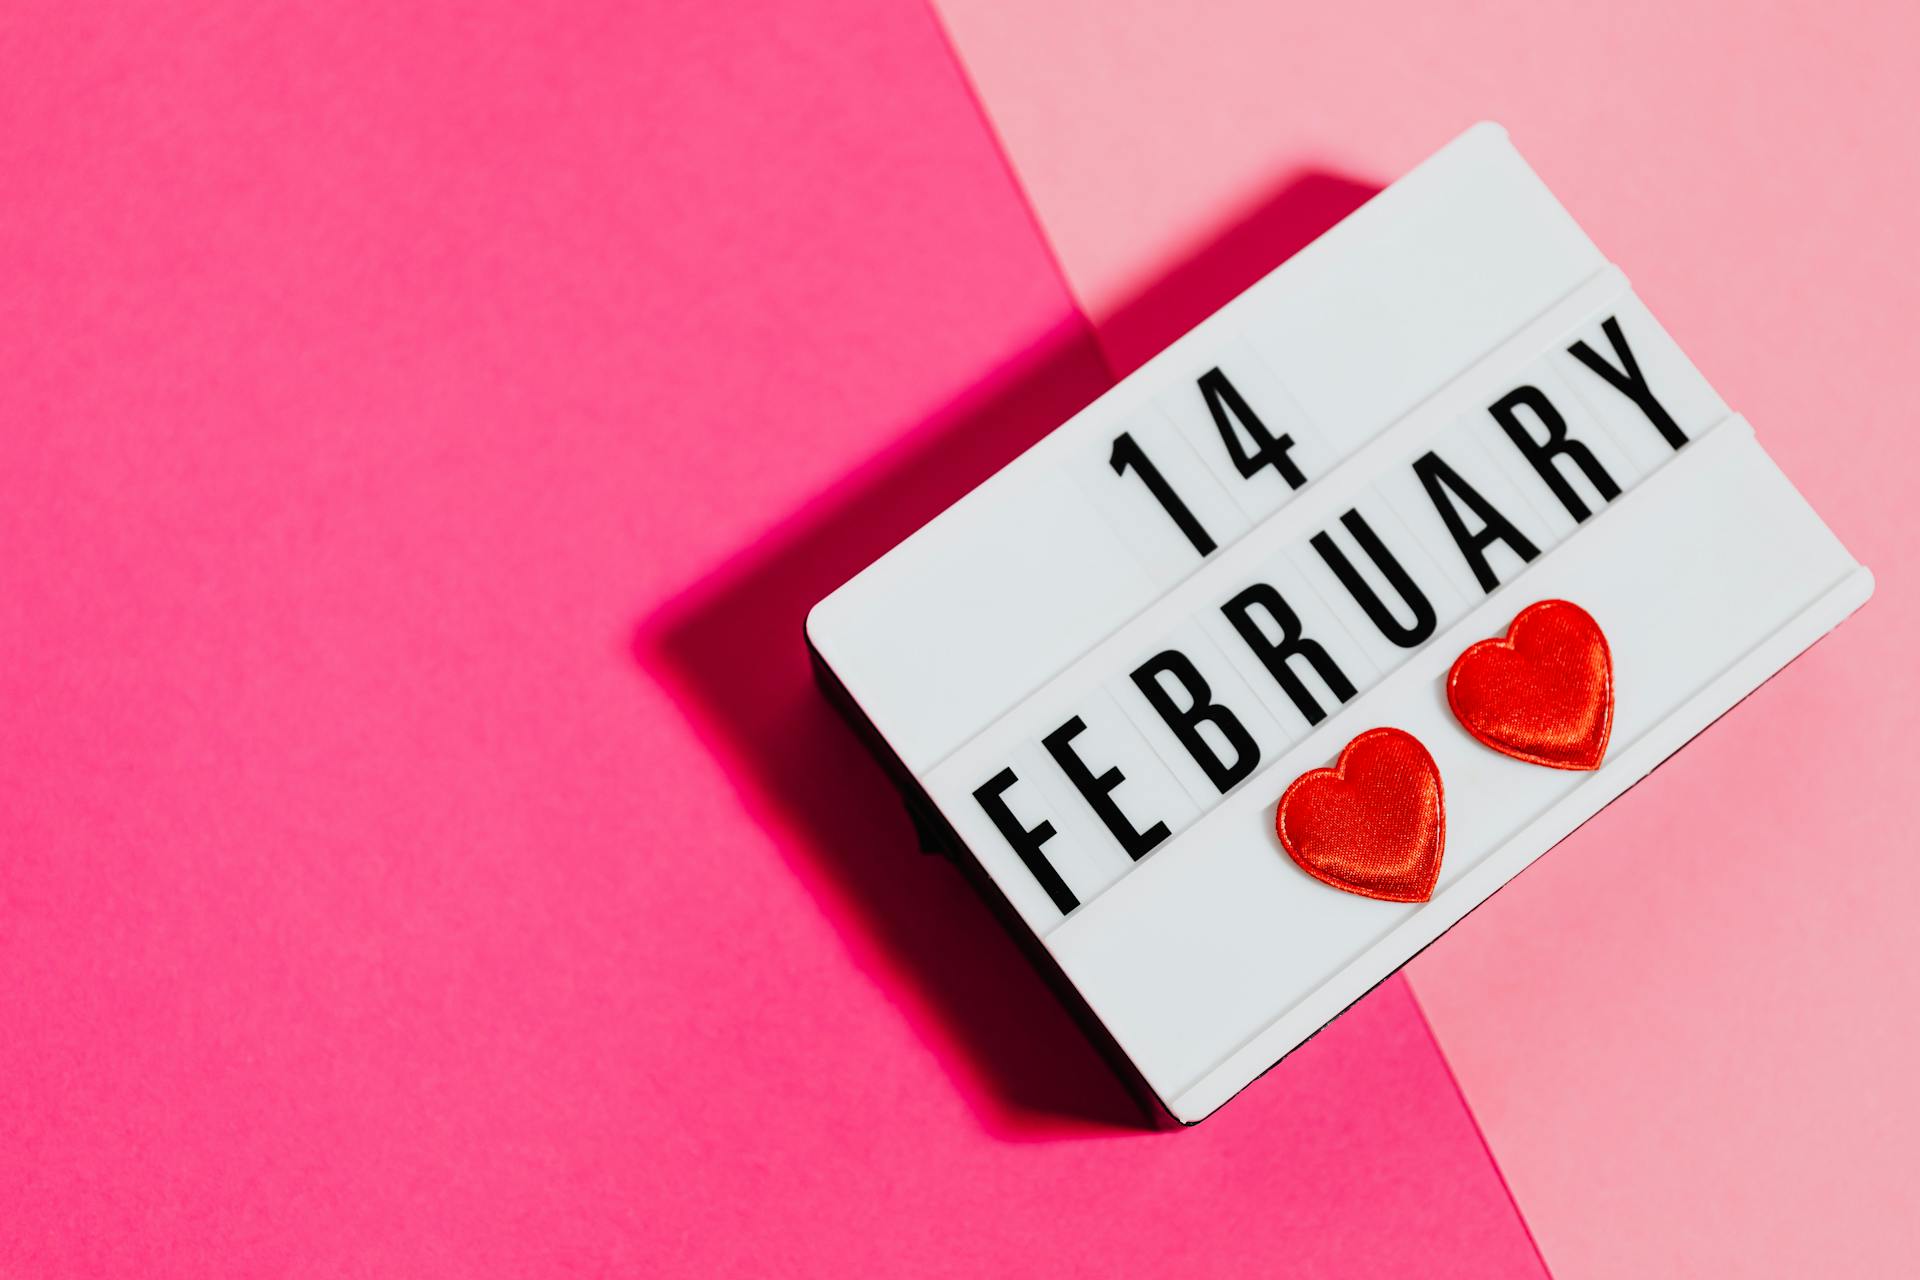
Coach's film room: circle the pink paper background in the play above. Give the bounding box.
[3,0,1913,1275]
[0,1,1542,1275]
[932,0,1920,1273]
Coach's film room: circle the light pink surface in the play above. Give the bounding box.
[0,2,1549,1275]
[934,0,1920,1273]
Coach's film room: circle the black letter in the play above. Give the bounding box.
[1489,385,1620,522]
[1042,716,1170,861]
[1199,368,1305,487]
[1308,510,1438,647]
[1110,431,1216,556]
[1220,582,1356,724]
[1412,452,1540,593]
[1568,315,1687,450]
[1130,649,1259,794]
[972,768,1077,914]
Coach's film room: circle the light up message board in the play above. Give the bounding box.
[806,124,1872,1124]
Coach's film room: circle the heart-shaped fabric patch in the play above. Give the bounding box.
[1447,599,1613,771]
[1276,727,1445,903]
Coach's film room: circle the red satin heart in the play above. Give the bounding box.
[1447,599,1613,771]
[1276,727,1445,903]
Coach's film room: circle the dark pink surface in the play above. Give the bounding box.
[0,3,1545,1273]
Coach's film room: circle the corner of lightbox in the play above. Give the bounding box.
[1852,565,1878,605]
[802,587,845,672]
